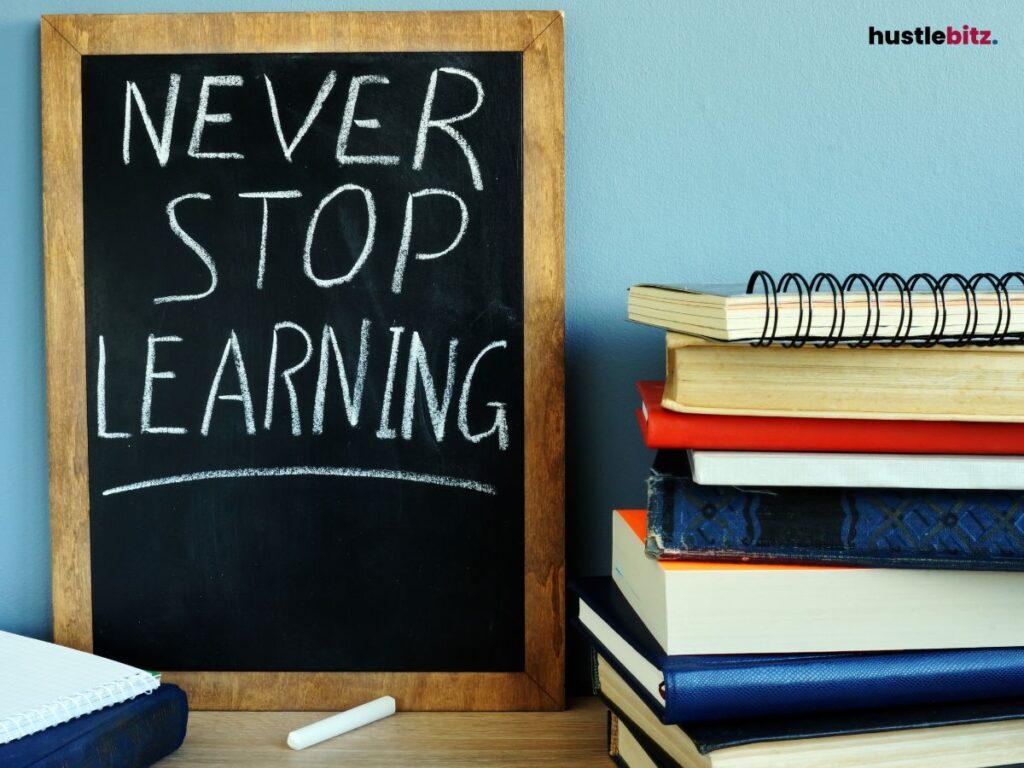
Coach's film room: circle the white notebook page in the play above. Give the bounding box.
[0,630,158,744]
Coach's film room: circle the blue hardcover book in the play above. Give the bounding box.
[600,668,1024,767]
[646,451,1024,569]
[0,685,188,768]
[571,576,1024,724]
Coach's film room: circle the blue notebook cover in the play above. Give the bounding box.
[0,684,187,768]
[572,576,1024,724]
[647,450,1024,569]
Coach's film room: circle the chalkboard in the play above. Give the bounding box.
[42,12,564,711]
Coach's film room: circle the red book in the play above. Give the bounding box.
[636,380,1024,454]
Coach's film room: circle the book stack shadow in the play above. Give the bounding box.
[573,273,1024,768]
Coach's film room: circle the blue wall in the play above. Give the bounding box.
[4,0,1024,637]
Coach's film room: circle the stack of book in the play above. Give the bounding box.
[573,272,1024,768]
[0,631,187,767]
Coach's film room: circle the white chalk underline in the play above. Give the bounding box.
[101,466,496,497]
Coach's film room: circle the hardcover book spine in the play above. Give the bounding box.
[661,649,1024,724]
[645,470,1024,570]
[644,473,673,558]
[24,686,188,768]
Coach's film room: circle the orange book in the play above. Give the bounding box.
[637,380,1024,454]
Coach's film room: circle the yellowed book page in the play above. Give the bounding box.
[598,659,708,768]
[664,335,1024,422]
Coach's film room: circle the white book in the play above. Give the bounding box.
[688,449,1024,489]
[0,631,159,745]
[611,509,1024,655]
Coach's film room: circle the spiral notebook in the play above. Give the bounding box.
[628,270,1024,347]
[0,630,159,745]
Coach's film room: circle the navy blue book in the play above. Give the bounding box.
[600,672,1024,768]
[647,451,1024,569]
[571,576,1024,724]
[0,685,188,768]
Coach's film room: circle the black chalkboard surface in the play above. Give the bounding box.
[44,10,563,711]
[82,53,524,672]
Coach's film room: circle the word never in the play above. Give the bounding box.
[123,68,486,189]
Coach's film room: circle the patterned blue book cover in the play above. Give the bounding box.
[647,451,1024,569]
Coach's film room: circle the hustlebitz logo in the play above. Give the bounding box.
[869,25,997,46]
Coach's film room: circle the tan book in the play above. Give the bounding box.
[663,332,1024,421]
[628,282,1024,344]
[613,715,658,768]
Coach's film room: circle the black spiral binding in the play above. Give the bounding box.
[745,270,1024,348]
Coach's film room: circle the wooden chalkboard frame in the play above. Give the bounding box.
[41,11,564,711]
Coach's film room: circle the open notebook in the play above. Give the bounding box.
[0,630,159,744]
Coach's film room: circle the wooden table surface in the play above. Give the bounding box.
[158,697,609,767]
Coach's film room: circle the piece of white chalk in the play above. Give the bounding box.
[286,696,396,750]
